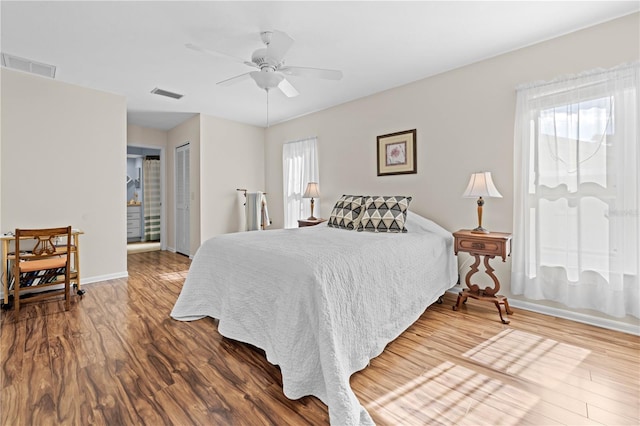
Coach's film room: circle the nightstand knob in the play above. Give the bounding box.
[472,242,485,249]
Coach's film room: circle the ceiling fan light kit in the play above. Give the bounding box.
[250,70,284,92]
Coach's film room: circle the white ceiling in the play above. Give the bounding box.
[2,1,638,130]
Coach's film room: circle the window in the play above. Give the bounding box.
[512,63,639,319]
[282,137,319,228]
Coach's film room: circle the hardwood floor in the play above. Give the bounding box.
[2,251,639,425]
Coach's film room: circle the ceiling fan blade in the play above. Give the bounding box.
[266,30,294,63]
[278,78,299,98]
[279,66,343,80]
[185,43,256,68]
[217,72,252,86]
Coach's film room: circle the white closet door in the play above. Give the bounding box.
[175,143,190,256]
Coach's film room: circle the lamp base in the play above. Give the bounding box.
[471,226,490,234]
[307,216,318,221]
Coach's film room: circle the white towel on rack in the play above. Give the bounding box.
[246,192,262,231]
[261,193,270,229]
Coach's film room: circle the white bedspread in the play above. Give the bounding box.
[171,213,457,425]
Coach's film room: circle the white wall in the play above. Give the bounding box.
[200,114,265,242]
[0,67,3,231]
[1,68,128,283]
[127,124,168,148]
[265,13,640,327]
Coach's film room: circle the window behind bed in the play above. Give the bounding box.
[283,137,320,228]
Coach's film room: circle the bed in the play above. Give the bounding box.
[171,210,457,425]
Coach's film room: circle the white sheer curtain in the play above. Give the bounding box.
[143,157,161,241]
[512,63,639,319]
[282,137,320,228]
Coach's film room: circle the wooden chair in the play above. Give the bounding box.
[12,226,72,316]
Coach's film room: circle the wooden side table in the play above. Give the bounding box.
[298,218,327,228]
[1,229,84,308]
[452,229,513,324]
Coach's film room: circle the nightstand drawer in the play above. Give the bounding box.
[457,239,502,256]
[453,230,512,261]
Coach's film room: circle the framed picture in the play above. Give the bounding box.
[377,129,417,176]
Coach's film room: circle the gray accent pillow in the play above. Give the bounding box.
[327,195,365,230]
[357,196,412,233]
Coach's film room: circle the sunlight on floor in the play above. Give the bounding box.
[463,329,591,388]
[157,271,189,281]
[368,329,592,424]
[370,361,540,425]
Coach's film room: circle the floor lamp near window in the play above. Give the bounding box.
[303,182,320,220]
[462,172,502,234]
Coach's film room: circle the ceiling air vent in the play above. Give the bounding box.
[1,53,56,78]
[150,87,184,100]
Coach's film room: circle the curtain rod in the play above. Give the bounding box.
[284,136,318,145]
[515,62,638,92]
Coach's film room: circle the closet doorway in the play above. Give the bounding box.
[127,146,165,254]
[175,143,190,256]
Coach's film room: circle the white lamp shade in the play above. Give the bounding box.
[303,182,321,198]
[462,172,503,198]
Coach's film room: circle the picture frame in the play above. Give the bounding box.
[377,129,417,176]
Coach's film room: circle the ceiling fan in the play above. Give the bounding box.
[186,30,343,98]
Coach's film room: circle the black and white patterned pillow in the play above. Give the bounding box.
[327,195,365,230]
[357,196,412,233]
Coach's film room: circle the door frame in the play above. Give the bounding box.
[127,144,166,251]
[175,142,191,256]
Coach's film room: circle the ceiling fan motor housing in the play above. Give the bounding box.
[251,48,280,70]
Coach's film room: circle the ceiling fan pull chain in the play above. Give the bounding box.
[266,89,270,128]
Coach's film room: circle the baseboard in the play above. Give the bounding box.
[166,246,194,259]
[446,288,639,336]
[508,298,640,336]
[82,271,129,284]
[0,271,129,299]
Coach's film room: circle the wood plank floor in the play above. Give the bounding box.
[2,250,639,425]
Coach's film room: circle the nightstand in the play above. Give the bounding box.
[298,218,327,228]
[452,229,513,324]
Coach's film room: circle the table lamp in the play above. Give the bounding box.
[462,172,502,234]
[303,182,320,220]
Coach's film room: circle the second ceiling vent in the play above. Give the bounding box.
[150,87,184,100]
